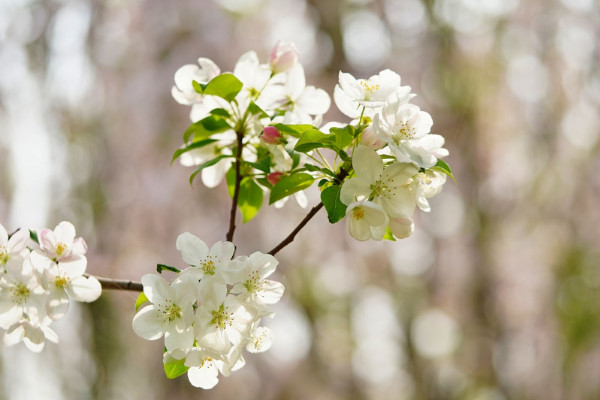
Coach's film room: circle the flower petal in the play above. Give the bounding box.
[132,305,167,340]
[66,275,102,302]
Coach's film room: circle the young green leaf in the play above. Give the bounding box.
[294,129,333,153]
[192,80,205,94]
[29,229,39,244]
[248,101,269,118]
[383,226,397,241]
[156,264,181,274]
[269,173,314,204]
[164,358,189,379]
[320,185,347,224]
[183,115,232,143]
[171,138,217,165]
[203,73,243,102]
[431,159,455,182]
[330,126,354,150]
[238,178,264,223]
[189,155,233,185]
[135,292,148,312]
[273,124,318,138]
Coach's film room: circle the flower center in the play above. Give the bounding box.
[360,80,380,99]
[370,179,389,199]
[200,357,213,368]
[243,270,263,294]
[159,300,181,322]
[352,207,365,220]
[11,283,30,305]
[55,275,69,289]
[0,246,8,265]
[393,121,416,142]
[200,256,216,275]
[55,242,67,256]
[210,303,232,330]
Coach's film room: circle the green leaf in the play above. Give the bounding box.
[383,226,397,241]
[269,173,314,204]
[330,126,354,149]
[320,185,347,224]
[248,101,269,118]
[164,358,189,379]
[226,165,236,197]
[238,178,264,223]
[192,80,205,94]
[135,292,148,312]
[247,153,271,173]
[338,150,351,162]
[294,129,334,153]
[431,159,455,182]
[29,230,39,244]
[203,73,243,102]
[171,138,217,165]
[183,115,232,143]
[189,155,232,185]
[273,124,318,138]
[209,108,231,118]
[156,264,181,274]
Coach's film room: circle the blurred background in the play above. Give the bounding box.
[1,0,599,399]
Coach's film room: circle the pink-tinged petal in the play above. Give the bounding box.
[259,280,285,304]
[141,274,170,305]
[353,145,384,183]
[47,290,69,320]
[66,276,102,302]
[59,255,87,277]
[6,228,29,253]
[71,238,87,255]
[53,221,76,246]
[176,232,209,266]
[38,229,56,252]
[187,364,220,389]
[132,305,167,340]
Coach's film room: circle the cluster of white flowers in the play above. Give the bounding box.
[132,233,284,389]
[334,70,450,241]
[172,41,330,201]
[0,222,101,352]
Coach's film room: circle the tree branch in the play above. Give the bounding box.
[268,202,324,256]
[226,131,244,242]
[88,275,144,292]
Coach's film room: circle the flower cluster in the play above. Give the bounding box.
[170,41,453,242]
[334,69,450,241]
[0,221,102,352]
[132,233,284,389]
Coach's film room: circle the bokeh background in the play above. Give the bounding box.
[1,0,600,399]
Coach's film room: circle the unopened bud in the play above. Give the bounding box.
[269,41,299,74]
[267,172,284,185]
[261,126,283,145]
[360,126,385,149]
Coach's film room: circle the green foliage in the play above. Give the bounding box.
[183,115,232,143]
[189,155,233,185]
[383,226,396,241]
[431,159,455,182]
[238,178,264,223]
[293,125,355,153]
[135,292,148,312]
[320,185,347,223]
[269,173,314,204]
[29,229,39,244]
[202,73,243,102]
[171,138,217,165]
[164,358,189,379]
[272,124,318,138]
[156,264,181,274]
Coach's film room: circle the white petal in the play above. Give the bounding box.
[165,327,194,353]
[53,221,76,246]
[258,280,285,304]
[246,326,273,353]
[4,324,24,346]
[66,275,102,302]
[176,232,209,266]
[296,87,331,115]
[47,290,69,320]
[59,255,87,277]
[248,252,278,278]
[390,216,414,239]
[209,241,235,262]
[6,228,29,254]
[132,305,167,340]
[23,324,46,353]
[141,274,170,305]
[353,145,383,183]
[187,364,220,389]
[340,177,371,206]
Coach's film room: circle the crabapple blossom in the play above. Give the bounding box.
[176,232,235,281]
[269,40,299,74]
[344,200,389,241]
[227,252,285,306]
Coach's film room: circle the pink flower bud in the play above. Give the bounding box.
[261,126,283,145]
[269,41,299,74]
[267,172,284,185]
[360,126,385,149]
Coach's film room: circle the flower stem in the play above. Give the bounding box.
[226,130,244,242]
[267,203,324,256]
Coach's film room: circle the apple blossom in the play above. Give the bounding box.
[269,40,299,74]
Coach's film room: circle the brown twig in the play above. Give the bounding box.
[268,202,325,256]
[89,275,144,292]
[226,131,244,242]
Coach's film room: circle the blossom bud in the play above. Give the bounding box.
[267,172,284,185]
[360,126,385,149]
[269,41,299,74]
[260,126,283,145]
